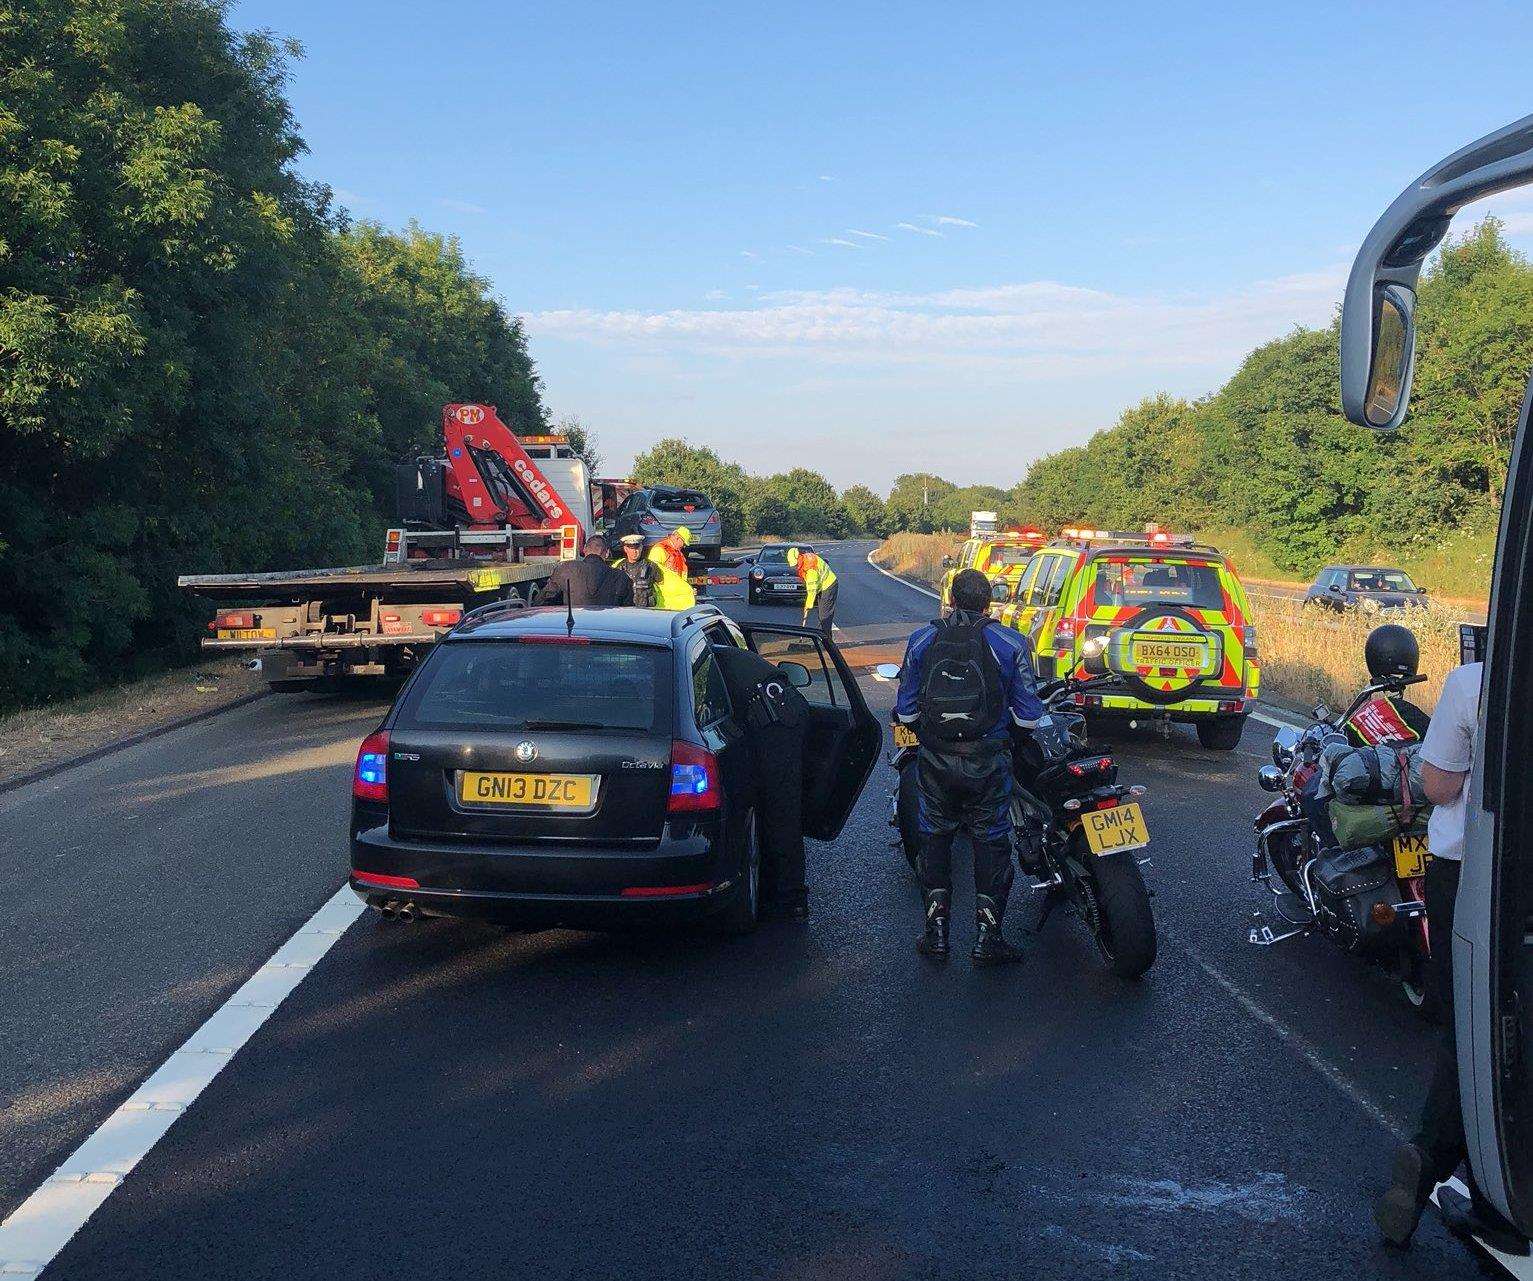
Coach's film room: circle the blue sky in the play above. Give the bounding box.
[235,0,1533,491]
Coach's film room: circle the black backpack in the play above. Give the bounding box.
[916,616,1005,743]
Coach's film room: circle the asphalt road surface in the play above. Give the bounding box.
[0,541,1485,1279]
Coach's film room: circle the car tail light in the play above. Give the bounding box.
[212,610,257,630]
[621,882,714,898]
[354,870,419,889]
[1054,616,1079,645]
[705,511,721,526]
[1242,624,1258,651]
[422,608,461,628]
[353,730,389,803]
[640,513,663,529]
[667,740,720,812]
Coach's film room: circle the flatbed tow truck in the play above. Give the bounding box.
[179,403,623,691]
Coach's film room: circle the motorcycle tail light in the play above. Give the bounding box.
[1063,798,1082,812]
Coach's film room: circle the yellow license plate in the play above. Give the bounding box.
[892,724,918,748]
[458,771,596,810]
[1081,801,1150,855]
[1393,832,1431,879]
[216,627,276,641]
[1131,640,1206,668]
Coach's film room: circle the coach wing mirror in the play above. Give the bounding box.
[1342,113,1533,430]
[871,663,902,683]
[776,660,812,688]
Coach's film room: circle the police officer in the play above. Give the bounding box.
[539,535,632,607]
[614,533,661,607]
[712,640,811,920]
[895,568,1052,965]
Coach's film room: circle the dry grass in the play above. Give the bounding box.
[871,532,964,590]
[1252,596,1463,714]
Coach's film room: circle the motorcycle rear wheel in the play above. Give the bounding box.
[1080,842,1157,979]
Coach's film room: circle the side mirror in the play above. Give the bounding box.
[871,662,902,683]
[776,660,812,689]
[940,556,953,568]
[1313,703,1331,724]
[1362,286,1415,428]
[1327,583,1343,594]
[991,581,1011,602]
[1257,765,1286,793]
[1418,586,1429,594]
[1271,726,1299,769]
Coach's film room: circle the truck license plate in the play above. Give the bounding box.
[1393,832,1430,879]
[1081,802,1150,855]
[458,772,596,810]
[216,627,276,641]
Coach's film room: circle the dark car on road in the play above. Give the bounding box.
[610,485,723,564]
[1304,565,1428,612]
[745,543,813,605]
[350,602,879,933]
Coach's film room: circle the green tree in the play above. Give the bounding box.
[841,483,887,537]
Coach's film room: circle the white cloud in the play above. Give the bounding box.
[928,214,978,228]
[527,265,1348,380]
[784,245,815,256]
[848,229,890,242]
[818,174,835,182]
[740,250,760,260]
[897,221,943,237]
[704,289,728,301]
[823,237,863,249]
[436,197,487,215]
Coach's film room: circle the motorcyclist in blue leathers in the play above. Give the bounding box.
[895,569,1054,965]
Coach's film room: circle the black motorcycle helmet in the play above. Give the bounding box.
[1364,623,1419,680]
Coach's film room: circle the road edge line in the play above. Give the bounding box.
[0,691,270,798]
[864,549,940,601]
[0,884,363,1279]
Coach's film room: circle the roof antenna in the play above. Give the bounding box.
[566,592,575,636]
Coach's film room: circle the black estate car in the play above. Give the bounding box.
[349,603,878,933]
[610,485,723,564]
[1304,565,1429,612]
[746,544,812,605]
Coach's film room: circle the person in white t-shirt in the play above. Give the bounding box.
[1375,662,1523,1254]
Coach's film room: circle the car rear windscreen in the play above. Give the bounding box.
[988,545,1034,568]
[652,491,711,512]
[397,642,671,733]
[1096,560,1225,610]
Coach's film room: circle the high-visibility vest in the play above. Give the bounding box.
[796,553,837,610]
[647,542,696,610]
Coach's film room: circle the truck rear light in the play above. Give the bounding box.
[422,608,461,628]
[1243,624,1258,651]
[667,740,720,813]
[213,611,257,630]
[380,612,407,636]
[353,730,390,803]
[1054,617,1079,645]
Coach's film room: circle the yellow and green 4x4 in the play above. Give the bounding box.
[992,532,1260,749]
[940,530,1046,610]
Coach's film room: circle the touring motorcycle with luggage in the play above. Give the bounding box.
[875,665,1157,978]
[1249,666,1435,1014]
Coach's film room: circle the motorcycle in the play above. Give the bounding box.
[874,665,1157,979]
[1249,672,1436,1015]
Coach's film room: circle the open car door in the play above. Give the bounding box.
[1340,113,1533,1245]
[738,622,881,841]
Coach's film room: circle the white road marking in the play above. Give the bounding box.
[1181,946,1406,1136]
[1250,707,1304,730]
[864,549,940,600]
[0,887,362,1280]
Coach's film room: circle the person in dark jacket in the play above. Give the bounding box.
[539,536,631,607]
[614,533,662,607]
[895,569,1054,966]
[712,641,811,921]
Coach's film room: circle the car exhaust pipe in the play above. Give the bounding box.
[396,901,416,922]
[378,900,396,920]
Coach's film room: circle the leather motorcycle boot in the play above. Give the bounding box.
[971,894,1024,967]
[916,889,950,958]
